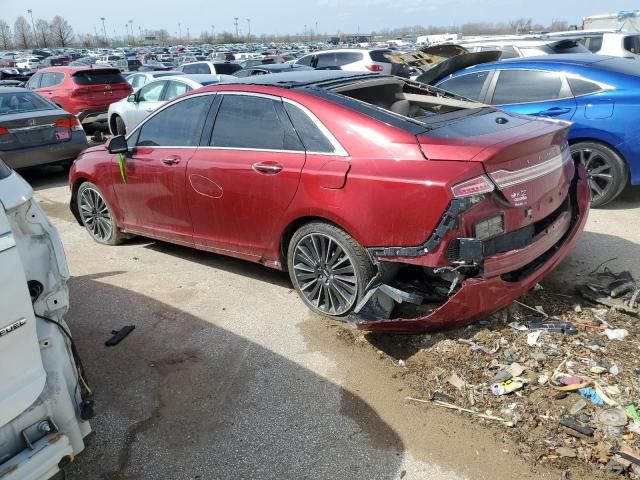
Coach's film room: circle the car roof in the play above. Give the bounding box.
[249,64,313,72]
[223,70,382,87]
[488,53,617,67]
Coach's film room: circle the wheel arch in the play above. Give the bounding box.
[70,176,91,226]
[279,215,357,271]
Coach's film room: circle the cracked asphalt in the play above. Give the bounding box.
[23,166,640,480]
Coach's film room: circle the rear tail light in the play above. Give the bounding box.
[0,127,9,136]
[451,175,495,198]
[56,117,83,132]
[365,64,384,72]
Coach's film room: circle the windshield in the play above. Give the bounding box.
[0,92,55,114]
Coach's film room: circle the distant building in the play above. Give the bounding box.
[583,10,640,31]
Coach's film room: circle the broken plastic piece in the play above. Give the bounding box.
[105,325,135,346]
[560,416,594,437]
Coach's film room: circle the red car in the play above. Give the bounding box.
[68,71,590,333]
[25,66,132,126]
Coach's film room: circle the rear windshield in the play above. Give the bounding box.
[369,50,392,63]
[0,92,55,113]
[72,69,126,85]
[596,57,640,76]
[214,63,242,74]
[550,41,590,54]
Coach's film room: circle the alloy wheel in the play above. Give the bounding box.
[292,233,358,315]
[571,147,614,204]
[78,187,113,242]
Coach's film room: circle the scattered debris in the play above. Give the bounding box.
[378,285,640,476]
[578,268,639,315]
[105,325,135,346]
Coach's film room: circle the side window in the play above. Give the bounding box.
[137,96,213,147]
[130,75,144,89]
[138,81,166,102]
[624,35,640,54]
[250,69,267,76]
[586,36,603,53]
[568,77,602,97]
[335,52,364,66]
[296,55,313,67]
[162,81,191,101]
[234,69,251,78]
[26,73,42,89]
[39,72,64,88]
[211,95,302,151]
[315,53,337,69]
[492,70,566,104]
[284,102,336,153]
[181,64,197,74]
[437,71,490,101]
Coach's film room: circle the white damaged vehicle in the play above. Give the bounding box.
[0,160,92,479]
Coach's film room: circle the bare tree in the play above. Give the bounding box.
[14,16,32,49]
[508,18,533,34]
[156,29,169,45]
[35,19,50,48]
[0,20,11,49]
[50,16,74,47]
[549,19,569,32]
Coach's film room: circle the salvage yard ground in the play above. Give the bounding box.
[26,166,640,479]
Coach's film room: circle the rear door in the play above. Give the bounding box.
[34,72,65,102]
[116,94,214,244]
[186,93,306,257]
[487,69,577,121]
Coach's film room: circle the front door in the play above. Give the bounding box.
[115,95,214,245]
[186,93,306,258]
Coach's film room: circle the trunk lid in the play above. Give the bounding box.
[0,173,47,426]
[418,109,574,208]
[0,110,75,150]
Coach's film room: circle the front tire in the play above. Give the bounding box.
[77,181,124,245]
[287,222,375,317]
[114,115,126,136]
[570,141,627,208]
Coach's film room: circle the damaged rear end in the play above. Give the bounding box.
[353,110,590,333]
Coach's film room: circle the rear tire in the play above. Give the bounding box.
[570,141,627,208]
[77,181,124,245]
[114,115,126,136]
[287,222,375,318]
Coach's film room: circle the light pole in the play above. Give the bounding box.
[100,17,107,45]
[246,18,251,42]
[234,17,239,39]
[124,24,129,45]
[211,25,215,42]
[27,9,36,48]
[128,20,134,45]
[178,23,181,42]
[304,24,307,42]
[315,21,318,41]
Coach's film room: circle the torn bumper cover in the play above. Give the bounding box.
[351,166,590,334]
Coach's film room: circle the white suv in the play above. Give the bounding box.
[457,36,590,59]
[295,48,409,76]
[549,30,640,60]
[15,57,42,69]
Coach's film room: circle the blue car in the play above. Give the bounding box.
[435,54,640,206]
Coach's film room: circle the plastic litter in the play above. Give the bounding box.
[603,329,629,341]
[579,387,605,405]
[596,408,628,427]
[569,399,587,415]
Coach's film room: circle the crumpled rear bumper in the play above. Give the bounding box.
[355,165,590,334]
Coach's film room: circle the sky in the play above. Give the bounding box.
[2,0,639,38]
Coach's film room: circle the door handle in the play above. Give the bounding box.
[161,156,181,166]
[252,162,282,174]
[537,107,572,117]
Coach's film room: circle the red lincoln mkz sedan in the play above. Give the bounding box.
[69,71,590,333]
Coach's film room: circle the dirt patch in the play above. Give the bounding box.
[308,280,640,479]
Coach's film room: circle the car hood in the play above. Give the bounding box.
[415,51,502,85]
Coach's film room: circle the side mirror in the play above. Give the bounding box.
[127,93,137,103]
[106,135,128,154]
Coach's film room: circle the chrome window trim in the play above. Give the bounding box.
[281,98,348,156]
[126,91,348,157]
[489,151,571,189]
